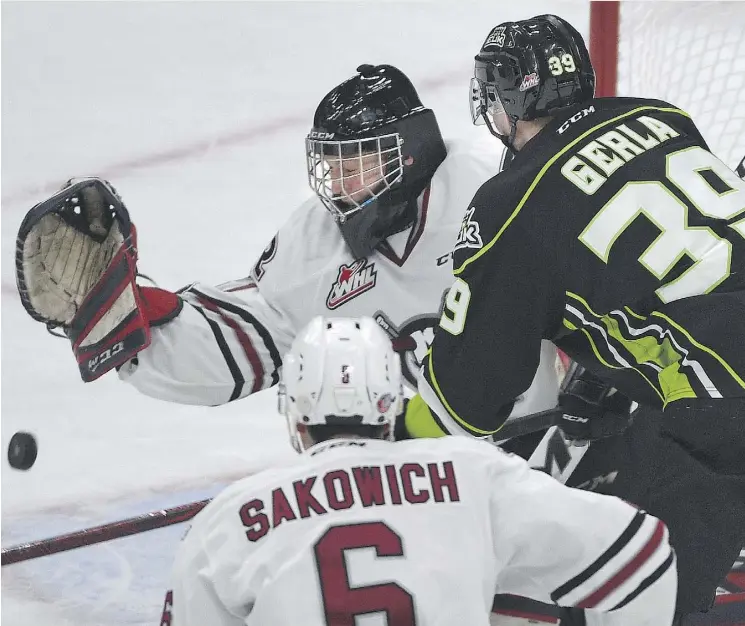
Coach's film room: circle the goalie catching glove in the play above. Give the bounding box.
[558,362,634,446]
[15,177,181,381]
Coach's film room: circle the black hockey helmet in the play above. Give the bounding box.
[470,14,595,149]
[306,64,446,259]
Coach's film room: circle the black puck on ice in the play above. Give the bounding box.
[8,431,37,470]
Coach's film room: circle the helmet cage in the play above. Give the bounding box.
[306,133,405,222]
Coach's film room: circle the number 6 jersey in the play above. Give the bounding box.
[163,437,676,626]
[417,97,745,438]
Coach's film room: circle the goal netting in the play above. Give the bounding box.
[590,1,745,171]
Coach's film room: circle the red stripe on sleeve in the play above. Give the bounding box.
[579,520,667,609]
[196,296,265,393]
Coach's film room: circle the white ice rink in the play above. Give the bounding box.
[1,2,742,625]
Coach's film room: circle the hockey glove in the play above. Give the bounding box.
[557,363,633,446]
[16,177,181,381]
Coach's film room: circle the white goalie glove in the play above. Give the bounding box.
[16,177,181,381]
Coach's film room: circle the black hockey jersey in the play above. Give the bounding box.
[419,97,745,437]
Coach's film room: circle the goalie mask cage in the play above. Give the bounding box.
[589,0,745,171]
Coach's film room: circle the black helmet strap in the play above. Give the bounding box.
[482,107,520,154]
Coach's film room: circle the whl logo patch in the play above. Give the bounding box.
[326,259,377,310]
[519,72,540,91]
[454,207,483,252]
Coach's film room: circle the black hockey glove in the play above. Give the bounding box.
[558,364,633,446]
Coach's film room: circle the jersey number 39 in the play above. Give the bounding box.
[580,146,745,303]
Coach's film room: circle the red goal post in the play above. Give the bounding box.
[588,0,745,170]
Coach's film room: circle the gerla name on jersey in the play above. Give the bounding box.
[561,113,680,194]
[240,457,460,543]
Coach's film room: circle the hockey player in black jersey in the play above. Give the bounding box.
[402,13,745,623]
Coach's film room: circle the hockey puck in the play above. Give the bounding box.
[8,431,37,470]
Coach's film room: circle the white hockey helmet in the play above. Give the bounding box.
[279,316,403,452]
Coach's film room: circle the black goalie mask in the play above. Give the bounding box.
[306,64,446,259]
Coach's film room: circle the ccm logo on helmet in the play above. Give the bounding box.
[309,130,335,140]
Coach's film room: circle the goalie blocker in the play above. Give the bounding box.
[16,178,181,381]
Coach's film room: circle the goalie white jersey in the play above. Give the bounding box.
[119,140,560,413]
[163,437,676,626]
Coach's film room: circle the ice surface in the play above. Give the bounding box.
[1,2,587,624]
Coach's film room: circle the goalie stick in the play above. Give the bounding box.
[1,408,567,566]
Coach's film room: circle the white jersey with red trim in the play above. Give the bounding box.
[162,436,676,626]
[118,139,561,414]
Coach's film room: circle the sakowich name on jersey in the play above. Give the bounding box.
[239,460,460,543]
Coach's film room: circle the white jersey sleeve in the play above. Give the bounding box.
[117,196,323,405]
[490,450,677,625]
[118,278,293,405]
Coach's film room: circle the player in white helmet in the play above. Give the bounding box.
[160,316,676,626]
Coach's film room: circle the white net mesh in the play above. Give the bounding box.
[616,1,745,170]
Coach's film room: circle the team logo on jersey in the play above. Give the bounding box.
[519,72,540,91]
[454,207,483,252]
[326,259,377,310]
[375,310,442,388]
[251,235,278,282]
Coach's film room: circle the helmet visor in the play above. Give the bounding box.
[306,134,403,222]
[469,75,506,127]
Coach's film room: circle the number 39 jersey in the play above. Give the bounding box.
[421,97,745,437]
[164,437,675,626]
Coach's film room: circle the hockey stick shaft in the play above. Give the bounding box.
[1,498,211,566]
[493,407,562,441]
[1,410,565,567]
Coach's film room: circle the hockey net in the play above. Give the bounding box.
[589,1,745,171]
